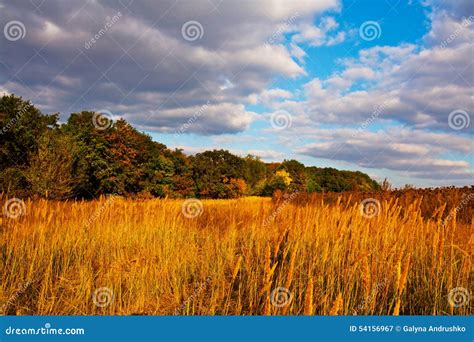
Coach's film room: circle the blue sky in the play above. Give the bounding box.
[1,0,472,187]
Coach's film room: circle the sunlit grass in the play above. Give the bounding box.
[0,195,471,315]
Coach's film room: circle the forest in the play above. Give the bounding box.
[0,94,380,199]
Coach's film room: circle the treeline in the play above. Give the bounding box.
[0,95,380,199]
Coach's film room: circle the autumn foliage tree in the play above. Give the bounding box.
[0,94,381,199]
[25,131,76,199]
[0,95,57,195]
[192,150,247,198]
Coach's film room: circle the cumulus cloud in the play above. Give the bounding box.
[289,43,307,63]
[127,102,256,135]
[176,145,284,162]
[292,16,346,47]
[296,127,473,180]
[0,0,471,185]
[0,0,338,134]
[294,6,474,131]
[257,88,294,107]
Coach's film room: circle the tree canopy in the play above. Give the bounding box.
[0,95,381,199]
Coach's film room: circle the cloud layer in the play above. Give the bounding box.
[0,0,338,134]
[0,0,472,186]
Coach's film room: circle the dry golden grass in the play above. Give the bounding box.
[0,194,472,315]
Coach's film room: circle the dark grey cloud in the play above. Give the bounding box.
[0,0,471,185]
[0,0,337,133]
[295,128,473,181]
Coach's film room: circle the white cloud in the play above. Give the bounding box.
[292,16,346,47]
[126,103,256,135]
[296,127,473,180]
[342,66,376,80]
[289,43,307,63]
[294,11,473,131]
[0,0,471,185]
[258,88,294,106]
[0,0,338,134]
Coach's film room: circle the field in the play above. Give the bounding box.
[0,188,472,315]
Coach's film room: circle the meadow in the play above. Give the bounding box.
[0,189,472,316]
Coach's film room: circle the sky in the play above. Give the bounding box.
[0,0,472,187]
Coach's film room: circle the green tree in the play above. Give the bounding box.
[0,94,57,168]
[0,95,57,195]
[25,131,76,199]
[262,170,292,196]
[243,155,269,194]
[281,159,306,191]
[0,94,384,199]
[192,150,246,198]
[62,111,112,197]
[166,149,195,197]
[306,177,322,193]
